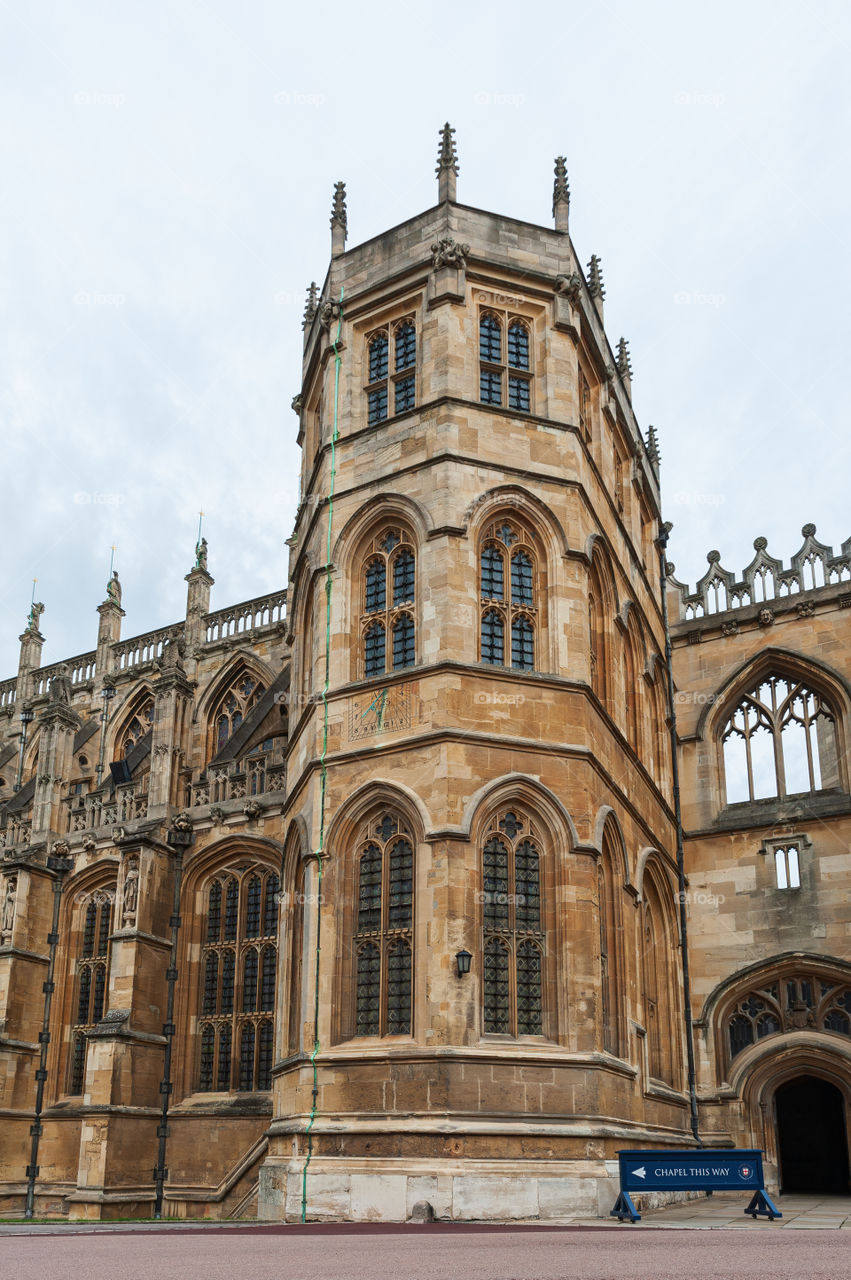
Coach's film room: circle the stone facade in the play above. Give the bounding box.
[1,130,849,1221]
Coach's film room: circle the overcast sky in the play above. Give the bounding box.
[2,0,849,677]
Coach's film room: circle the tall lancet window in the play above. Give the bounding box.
[68,887,115,1094]
[481,810,544,1037]
[479,519,539,671]
[360,528,416,678]
[353,812,414,1038]
[198,865,279,1092]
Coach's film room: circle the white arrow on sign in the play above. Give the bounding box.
[633,1166,647,1180]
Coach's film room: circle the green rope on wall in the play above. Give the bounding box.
[301,288,344,1222]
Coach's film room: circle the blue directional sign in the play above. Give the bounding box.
[611,1149,782,1223]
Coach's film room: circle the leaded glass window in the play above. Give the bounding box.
[353,813,415,1038]
[364,622,386,677]
[68,887,115,1094]
[480,520,539,669]
[479,313,532,412]
[365,318,416,424]
[198,865,278,1091]
[117,698,154,758]
[725,968,851,1065]
[392,614,415,670]
[481,811,544,1037]
[210,671,266,759]
[365,560,386,613]
[360,529,416,677]
[481,545,505,601]
[395,376,415,414]
[511,616,534,670]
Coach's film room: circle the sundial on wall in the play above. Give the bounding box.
[349,685,412,741]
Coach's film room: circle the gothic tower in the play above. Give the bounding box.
[264,127,682,1220]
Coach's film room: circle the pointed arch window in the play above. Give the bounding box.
[198,865,279,1092]
[366,317,417,424]
[117,698,154,758]
[353,813,414,1038]
[641,884,676,1086]
[480,520,539,671]
[360,528,416,677]
[481,810,544,1037]
[598,827,622,1056]
[725,969,851,1066]
[479,312,533,412]
[209,671,266,759]
[721,674,839,805]
[69,887,115,1094]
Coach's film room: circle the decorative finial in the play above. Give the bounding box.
[330,182,347,256]
[616,338,632,383]
[587,255,605,299]
[586,254,605,319]
[302,281,319,329]
[645,425,661,467]
[553,156,570,230]
[436,122,459,202]
[104,546,121,604]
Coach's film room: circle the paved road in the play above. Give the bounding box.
[2,1225,848,1280]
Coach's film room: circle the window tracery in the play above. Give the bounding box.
[365,318,417,425]
[117,698,154,758]
[721,675,839,804]
[198,865,279,1091]
[69,888,114,1095]
[360,529,416,678]
[210,672,266,758]
[479,313,532,412]
[481,809,544,1037]
[479,520,539,671]
[725,969,851,1064]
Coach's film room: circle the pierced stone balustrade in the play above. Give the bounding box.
[670,524,851,621]
[203,591,286,646]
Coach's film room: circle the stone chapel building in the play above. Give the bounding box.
[1,127,849,1221]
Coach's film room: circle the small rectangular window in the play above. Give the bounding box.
[394,375,415,414]
[480,370,502,405]
[774,845,801,890]
[508,376,530,412]
[368,386,388,425]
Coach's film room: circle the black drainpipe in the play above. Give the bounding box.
[656,522,701,1146]
[24,851,73,1219]
[153,826,190,1218]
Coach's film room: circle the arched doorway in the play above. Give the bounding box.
[776,1076,850,1194]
